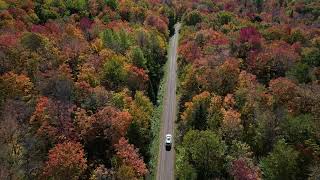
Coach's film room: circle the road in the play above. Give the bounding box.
[156,23,181,180]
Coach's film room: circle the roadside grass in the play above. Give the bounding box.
[149,59,169,179]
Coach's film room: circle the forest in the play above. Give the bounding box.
[175,0,320,179]
[1,0,320,180]
[0,0,175,179]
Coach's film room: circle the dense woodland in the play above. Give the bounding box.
[0,0,176,179]
[1,0,320,180]
[175,0,320,179]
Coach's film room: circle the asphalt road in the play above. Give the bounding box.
[156,23,181,180]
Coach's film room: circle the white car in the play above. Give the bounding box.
[165,134,172,151]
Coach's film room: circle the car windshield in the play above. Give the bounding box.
[166,135,171,142]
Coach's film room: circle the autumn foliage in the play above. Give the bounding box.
[1,0,320,179]
[43,141,87,179]
[230,158,261,180]
[0,0,171,178]
[176,0,320,179]
[30,96,77,143]
[114,137,148,178]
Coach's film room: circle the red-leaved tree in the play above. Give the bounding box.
[230,158,261,180]
[114,137,148,178]
[30,96,77,144]
[43,141,87,180]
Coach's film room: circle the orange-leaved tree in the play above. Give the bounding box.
[43,141,87,180]
[114,137,148,178]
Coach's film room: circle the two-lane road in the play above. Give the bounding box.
[156,23,181,180]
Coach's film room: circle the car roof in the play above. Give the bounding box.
[166,134,172,138]
[165,135,172,143]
